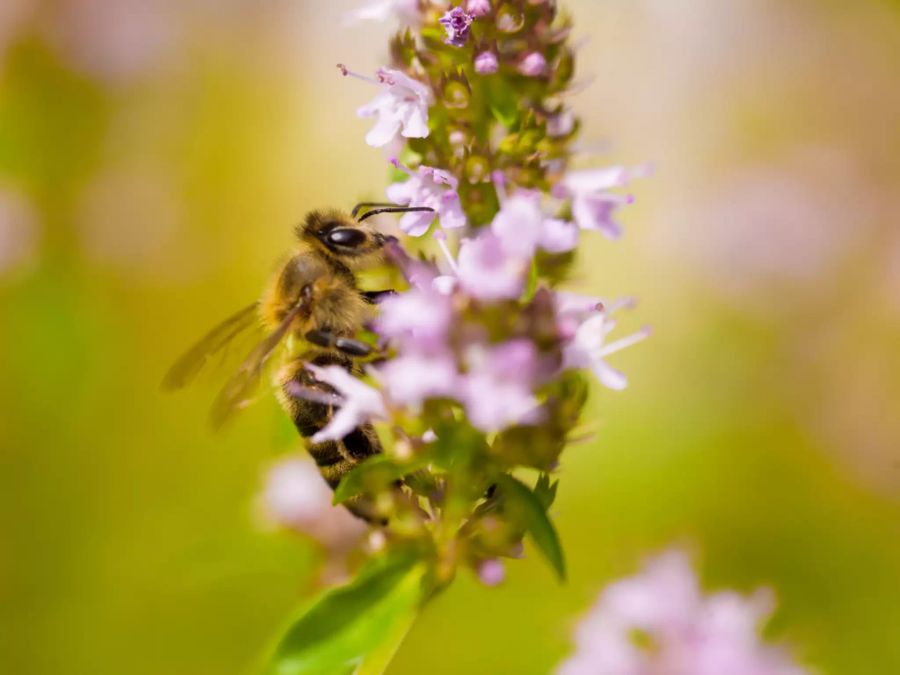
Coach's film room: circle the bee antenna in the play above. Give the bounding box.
[357,206,435,222]
[351,201,395,218]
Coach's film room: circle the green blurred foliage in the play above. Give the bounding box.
[1,2,899,675]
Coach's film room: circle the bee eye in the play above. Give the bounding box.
[326,228,367,248]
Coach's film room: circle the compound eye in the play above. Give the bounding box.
[326,228,367,248]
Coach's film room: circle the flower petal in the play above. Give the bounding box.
[593,360,628,391]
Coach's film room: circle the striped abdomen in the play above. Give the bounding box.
[278,351,382,520]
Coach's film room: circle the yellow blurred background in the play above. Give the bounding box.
[2,1,899,673]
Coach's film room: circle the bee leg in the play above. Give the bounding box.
[362,289,397,304]
[305,329,373,357]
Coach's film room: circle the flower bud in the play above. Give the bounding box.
[442,74,472,109]
[464,153,492,184]
[440,7,474,47]
[518,51,546,77]
[474,50,499,74]
[467,0,492,17]
[477,559,506,586]
[550,48,575,88]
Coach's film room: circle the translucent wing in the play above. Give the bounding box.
[161,303,260,391]
[209,295,311,429]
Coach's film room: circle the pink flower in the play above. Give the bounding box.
[345,0,421,24]
[518,51,547,77]
[302,365,387,442]
[547,110,576,138]
[456,231,527,301]
[555,291,614,336]
[559,295,649,391]
[342,66,432,147]
[374,285,455,352]
[460,339,542,431]
[466,0,491,17]
[46,0,175,85]
[261,456,366,549]
[439,7,474,47]
[377,352,459,409]
[491,189,579,257]
[386,160,467,235]
[557,551,810,675]
[555,166,648,239]
[477,559,506,586]
[540,217,580,253]
[474,50,499,74]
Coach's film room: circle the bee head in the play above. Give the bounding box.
[297,205,434,267]
[298,209,387,267]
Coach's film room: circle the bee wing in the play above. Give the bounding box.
[209,295,310,429]
[161,303,261,391]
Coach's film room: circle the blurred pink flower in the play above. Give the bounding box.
[456,231,527,301]
[376,351,459,410]
[555,166,647,239]
[461,339,542,431]
[345,0,421,25]
[547,110,576,138]
[386,160,467,235]
[466,0,491,18]
[374,285,455,353]
[303,365,387,442]
[518,51,546,77]
[261,456,365,550]
[557,550,809,675]
[474,50,499,75]
[342,66,432,147]
[559,295,649,391]
[658,153,877,305]
[46,0,177,84]
[540,217,581,253]
[477,559,506,586]
[491,190,579,256]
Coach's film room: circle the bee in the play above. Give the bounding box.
[162,203,433,520]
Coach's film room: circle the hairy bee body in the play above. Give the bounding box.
[264,209,389,520]
[276,351,381,488]
[163,205,427,522]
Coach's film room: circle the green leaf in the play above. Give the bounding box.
[333,454,429,505]
[262,552,428,675]
[487,78,519,128]
[533,473,559,510]
[497,475,566,582]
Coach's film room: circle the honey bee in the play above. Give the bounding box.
[162,203,433,519]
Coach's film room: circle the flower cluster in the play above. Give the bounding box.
[256,6,820,675]
[301,0,651,584]
[557,551,810,675]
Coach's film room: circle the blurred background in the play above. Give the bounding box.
[2,0,899,673]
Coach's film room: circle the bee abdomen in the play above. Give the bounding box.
[307,439,343,467]
[278,352,384,521]
[342,424,381,460]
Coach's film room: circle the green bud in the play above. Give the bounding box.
[550,48,575,90]
[464,153,492,184]
[441,70,472,109]
[496,4,525,33]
